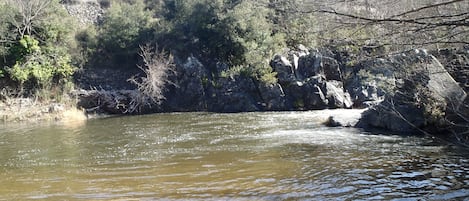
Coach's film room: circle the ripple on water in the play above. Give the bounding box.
[1,111,469,200]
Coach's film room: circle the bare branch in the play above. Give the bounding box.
[389,0,465,18]
[319,9,469,27]
[127,44,175,113]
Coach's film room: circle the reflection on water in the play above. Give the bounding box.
[0,110,468,200]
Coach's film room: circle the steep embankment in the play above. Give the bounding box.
[63,1,469,136]
[75,45,469,135]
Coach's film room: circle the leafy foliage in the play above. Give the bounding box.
[157,0,284,83]
[96,0,153,68]
[6,36,75,87]
[268,0,317,47]
[0,0,77,97]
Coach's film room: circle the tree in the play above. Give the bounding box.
[268,0,317,47]
[0,2,18,61]
[96,0,153,68]
[224,0,285,83]
[0,0,77,97]
[156,0,284,83]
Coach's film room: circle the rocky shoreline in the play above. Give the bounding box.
[52,0,469,138]
[2,43,467,137]
[74,45,469,136]
[0,98,86,124]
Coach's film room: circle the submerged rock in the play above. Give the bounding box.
[323,116,342,127]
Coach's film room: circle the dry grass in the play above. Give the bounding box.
[0,97,86,124]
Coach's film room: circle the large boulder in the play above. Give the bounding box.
[296,50,342,81]
[297,52,321,80]
[325,81,353,109]
[207,76,261,112]
[427,54,466,108]
[163,56,208,111]
[270,55,296,83]
[356,97,427,133]
[258,83,287,111]
[357,49,467,133]
[271,47,352,110]
[284,76,329,110]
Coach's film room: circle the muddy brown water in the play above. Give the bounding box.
[0,110,468,200]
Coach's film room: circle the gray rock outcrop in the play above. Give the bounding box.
[162,57,208,112]
[62,0,105,25]
[356,49,467,133]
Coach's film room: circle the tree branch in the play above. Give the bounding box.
[389,0,465,18]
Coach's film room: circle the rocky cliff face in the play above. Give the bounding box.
[158,46,357,113]
[76,44,469,135]
[356,49,467,133]
[61,0,105,25]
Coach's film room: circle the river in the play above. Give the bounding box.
[0,110,468,200]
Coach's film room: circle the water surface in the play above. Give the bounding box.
[0,111,468,200]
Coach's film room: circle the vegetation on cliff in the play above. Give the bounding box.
[2,0,467,96]
[0,0,77,100]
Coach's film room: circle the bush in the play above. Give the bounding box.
[0,0,78,97]
[157,0,284,84]
[6,36,76,89]
[96,0,153,68]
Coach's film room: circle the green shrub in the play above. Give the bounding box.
[268,1,317,47]
[97,0,153,68]
[7,63,30,84]
[158,0,283,84]
[6,36,76,90]
[0,0,78,97]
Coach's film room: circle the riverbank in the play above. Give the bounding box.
[0,97,87,124]
[2,47,468,138]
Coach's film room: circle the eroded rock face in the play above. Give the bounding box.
[160,47,354,112]
[258,83,286,111]
[356,49,467,133]
[325,81,353,109]
[75,42,467,135]
[207,76,261,113]
[62,0,104,25]
[162,57,208,112]
[273,47,353,110]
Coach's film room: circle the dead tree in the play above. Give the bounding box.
[127,44,175,113]
[6,0,53,38]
